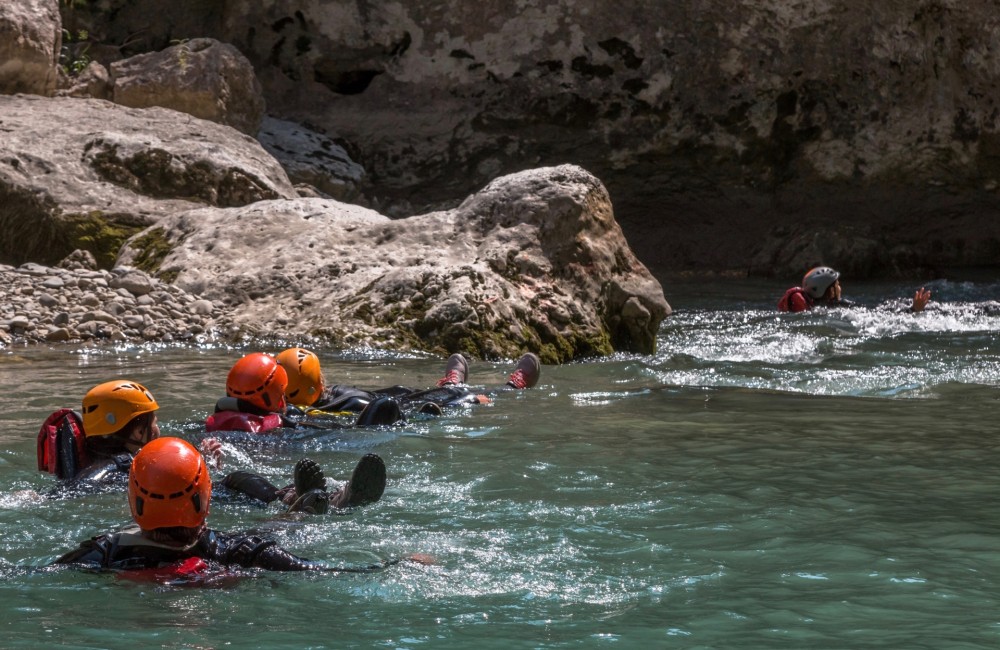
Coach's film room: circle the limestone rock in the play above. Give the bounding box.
[57,60,112,100]
[257,117,364,201]
[111,38,265,136]
[119,164,669,361]
[748,225,928,281]
[0,94,296,268]
[72,0,1000,276]
[58,249,99,271]
[0,0,60,96]
[109,267,154,296]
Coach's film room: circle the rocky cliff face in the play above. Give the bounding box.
[63,0,1000,280]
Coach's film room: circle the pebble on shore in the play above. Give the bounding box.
[0,250,227,348]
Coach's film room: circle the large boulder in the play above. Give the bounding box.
[0,0,61,96]
[111,38,265,136]
[257,117,364,201]
[119,164,669,361]
[0,94,297,268]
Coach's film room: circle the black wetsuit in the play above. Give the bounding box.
[212,394,407,429]
[46,453,134,499]
[308,383,488,412]
[54,525,393,573]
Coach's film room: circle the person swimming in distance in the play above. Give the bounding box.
[778,266,931,313]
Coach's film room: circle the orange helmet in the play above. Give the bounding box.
[82,380,159,437]
[129,437,211,530]
[226,353,288,411]
[276,348,325,406]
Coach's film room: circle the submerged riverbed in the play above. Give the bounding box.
[1,278,999,648]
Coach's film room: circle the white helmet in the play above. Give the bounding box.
[802,267,840,299]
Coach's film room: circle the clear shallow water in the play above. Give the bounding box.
[1,278,1000,648]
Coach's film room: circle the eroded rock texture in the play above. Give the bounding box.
[64,0,1000,278]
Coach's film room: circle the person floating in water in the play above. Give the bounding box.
[276,347,542,416]
[53,437,430,575]
[37,379,222,496]
[205,352,405,433]
[777,266,931,313]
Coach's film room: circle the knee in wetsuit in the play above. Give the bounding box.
[222,471,281,503]
[354,396,404,426]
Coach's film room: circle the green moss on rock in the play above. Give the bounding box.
[129,227,175,276]
[63,211,146,269]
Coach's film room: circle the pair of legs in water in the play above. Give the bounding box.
[305,352,542,420]
[223,454,386,515]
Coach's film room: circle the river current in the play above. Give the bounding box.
[1,278,999,648]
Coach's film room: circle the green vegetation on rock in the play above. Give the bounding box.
[129,227,175,276]
[63,211,146,269]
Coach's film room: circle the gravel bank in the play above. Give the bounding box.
[0,259,229,347]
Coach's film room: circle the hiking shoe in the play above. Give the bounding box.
[436,353,469,386]
[506,353,540,389]
[287,488,329,515]
[329,453,387,508]
[293,458,327,495]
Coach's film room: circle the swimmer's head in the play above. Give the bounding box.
[276,347,325,407]
[226,352,288,412]
[129,437,211,531]
[802,266,840,299]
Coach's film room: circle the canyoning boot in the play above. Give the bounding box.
[506,353,541,389]
[286,489,329,515]
[355,395,404,426]
[222,471,281,503]
[286,458,329,514]
[436,353,469,386]
[329,453,387,509]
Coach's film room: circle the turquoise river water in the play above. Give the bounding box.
[1,278,999,649]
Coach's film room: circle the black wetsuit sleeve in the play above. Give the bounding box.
[46,456,130,499]
[210,531,323,571]
[53,536,112,567]
[208,531,402,572]
[251,544,326,571]
[313,385,378,412]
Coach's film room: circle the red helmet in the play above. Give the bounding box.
[802,266,840,299]
[129,437,211,530]
[226,353,288,411]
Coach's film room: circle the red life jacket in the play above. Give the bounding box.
[205,410,283,433]
[116,557,208,585]
[37,409,90,479]
[777,286,814,313]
